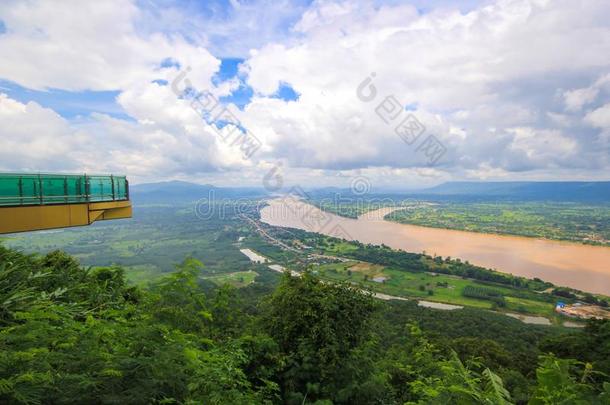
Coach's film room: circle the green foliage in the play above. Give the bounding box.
[410,350,513,404]
[147,257,211,333]
[528,355,606,404]
[539,319,610,391]
[262,272,381,403]
[483,368,513,405]
[463,285,506,307]
[0,247,269,404]
[1,246,608,404]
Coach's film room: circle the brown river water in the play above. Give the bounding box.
[260,199,610,295]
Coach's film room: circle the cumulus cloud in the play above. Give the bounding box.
[0,0,219,91]
[563,87,599,112]
[0,90,257,182]
[240,0,610,181]
[0,0,256,182]
[0,0,610,186]
[562,73,610,112]
[0,93,81,171]
[585,103,610,130]
[507,127,577,169]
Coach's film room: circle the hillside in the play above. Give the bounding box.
[1,245,609,403]
[130,180,267,203]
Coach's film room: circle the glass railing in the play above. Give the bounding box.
[0,173,129,206]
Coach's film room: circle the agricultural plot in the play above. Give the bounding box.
[203,270,259,288]
[3,205,255,282]
[316,261,557,317]
[387,201,610,246]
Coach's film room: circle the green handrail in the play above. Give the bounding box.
[0,173,129,207]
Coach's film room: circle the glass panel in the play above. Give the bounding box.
[41,175,66,204]
[0,176,21,206]
[0,173,129,206]
[113,176,127,200]
[88,176,114,201]
[20,176,41,205]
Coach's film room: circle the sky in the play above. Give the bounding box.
[0,0,609,190]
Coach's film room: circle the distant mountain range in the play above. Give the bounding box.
[418,181,610,202]
[130,180,610,204]
[130,180,267,204]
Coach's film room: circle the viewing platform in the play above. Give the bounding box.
[0,173,132,234]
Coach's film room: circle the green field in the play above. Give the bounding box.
[315,260,558,318]
[311,198,407,219]
[386,201,610,246]
[203,270,259,288]
[247,225,599,324]
[3,204,259,282]
[123,264,164,284]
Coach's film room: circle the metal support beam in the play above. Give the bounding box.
[0,201,132,234]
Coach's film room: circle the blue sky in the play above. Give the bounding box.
[1,0,470,117]
[0,58,290,120]
[0,80,130,120]
[0,0,306,119]
[0,0,609,187]
[1,51,296,118]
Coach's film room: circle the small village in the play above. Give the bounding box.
[555,302,610,320]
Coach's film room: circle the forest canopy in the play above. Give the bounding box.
[1,246,609,404]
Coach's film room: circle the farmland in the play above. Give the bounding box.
[386,201,610,246]
[311,197,610,246]
[203,270,259,288]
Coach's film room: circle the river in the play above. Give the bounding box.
[260,199,610,295]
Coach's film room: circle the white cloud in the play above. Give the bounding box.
[563,87,599,112]
[137,0,311,58]
[1,0,610,185]
[0,93,81,171]
[241,0,610,179]
[0,0,219,91]
[0,0,255,182]
[0,91,255,182]
[585,103,610,130]
[508,127,577,166]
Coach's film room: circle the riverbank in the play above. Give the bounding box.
[314,200,610,247]
[260,199,610,295]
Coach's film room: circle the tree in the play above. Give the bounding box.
[261,272,379,403]
[0,249,269,404]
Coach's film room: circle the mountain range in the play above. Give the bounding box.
[129,180,610,203]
